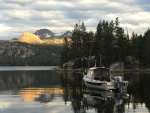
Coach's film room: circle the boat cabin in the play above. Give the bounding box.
[86,67,110,82]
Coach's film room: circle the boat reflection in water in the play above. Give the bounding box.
[60,71,130,113]
[83,88,129,113]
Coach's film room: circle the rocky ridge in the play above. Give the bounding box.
[34,29,72,39]
[14,32,65,45]
[18,32,43,44]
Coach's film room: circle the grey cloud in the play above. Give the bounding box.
[0,0,150,40]
[2,0,34,6]
[136,0,150,4]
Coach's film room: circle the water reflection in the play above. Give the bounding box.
[61,72,150,113]
[125,72,150,112]
[0,70,62,104]
[0,70,61,90]
[0,70,150,113]
[19,88,63,102]
[83,88,129,113]
[60,72,130,113]
[60,72,86,112]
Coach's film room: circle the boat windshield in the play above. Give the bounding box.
[86,70,94,78]
[94,69,109,78]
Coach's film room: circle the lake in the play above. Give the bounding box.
[0,67,150,113]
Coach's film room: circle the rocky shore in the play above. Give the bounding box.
[55,67,150,73]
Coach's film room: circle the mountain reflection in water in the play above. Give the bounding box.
[19,87,63,102]
[0,69,150,113]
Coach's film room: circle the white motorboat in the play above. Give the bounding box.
[83,66,128,91]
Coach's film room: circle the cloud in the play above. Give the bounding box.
[3,0,34,6]
[0,0,149,40]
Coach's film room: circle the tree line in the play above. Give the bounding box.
[60,17,150,69]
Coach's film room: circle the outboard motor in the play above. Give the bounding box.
[113,76,129,91]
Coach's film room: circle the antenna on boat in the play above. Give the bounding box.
[100,54,102,67]
[94,60,97,67]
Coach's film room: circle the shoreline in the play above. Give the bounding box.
[54,68,84,73]
[0,66,57,71]
[55,68,150,73]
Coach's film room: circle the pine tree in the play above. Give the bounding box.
[70,23,83,68]
[142,29,150,67]
[114,17,128,61]
[71,23,80,59]
[60,37,70,67]
[137,34,143,66]
[130,32,139,59]
[94,20,104,64]
[80,22,86,61]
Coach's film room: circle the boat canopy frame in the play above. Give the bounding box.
[86,67,110,82]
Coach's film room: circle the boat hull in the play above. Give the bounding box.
[83,66,128,91]
[83,78,115,91]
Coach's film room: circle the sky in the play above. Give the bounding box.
[0,0,150,40]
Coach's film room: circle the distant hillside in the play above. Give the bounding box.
[0,41,62,66]
[18,32,43,44]
[34,28,72,39]
[15,32,65,45]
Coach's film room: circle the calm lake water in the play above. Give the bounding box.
[0,67,150,113]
